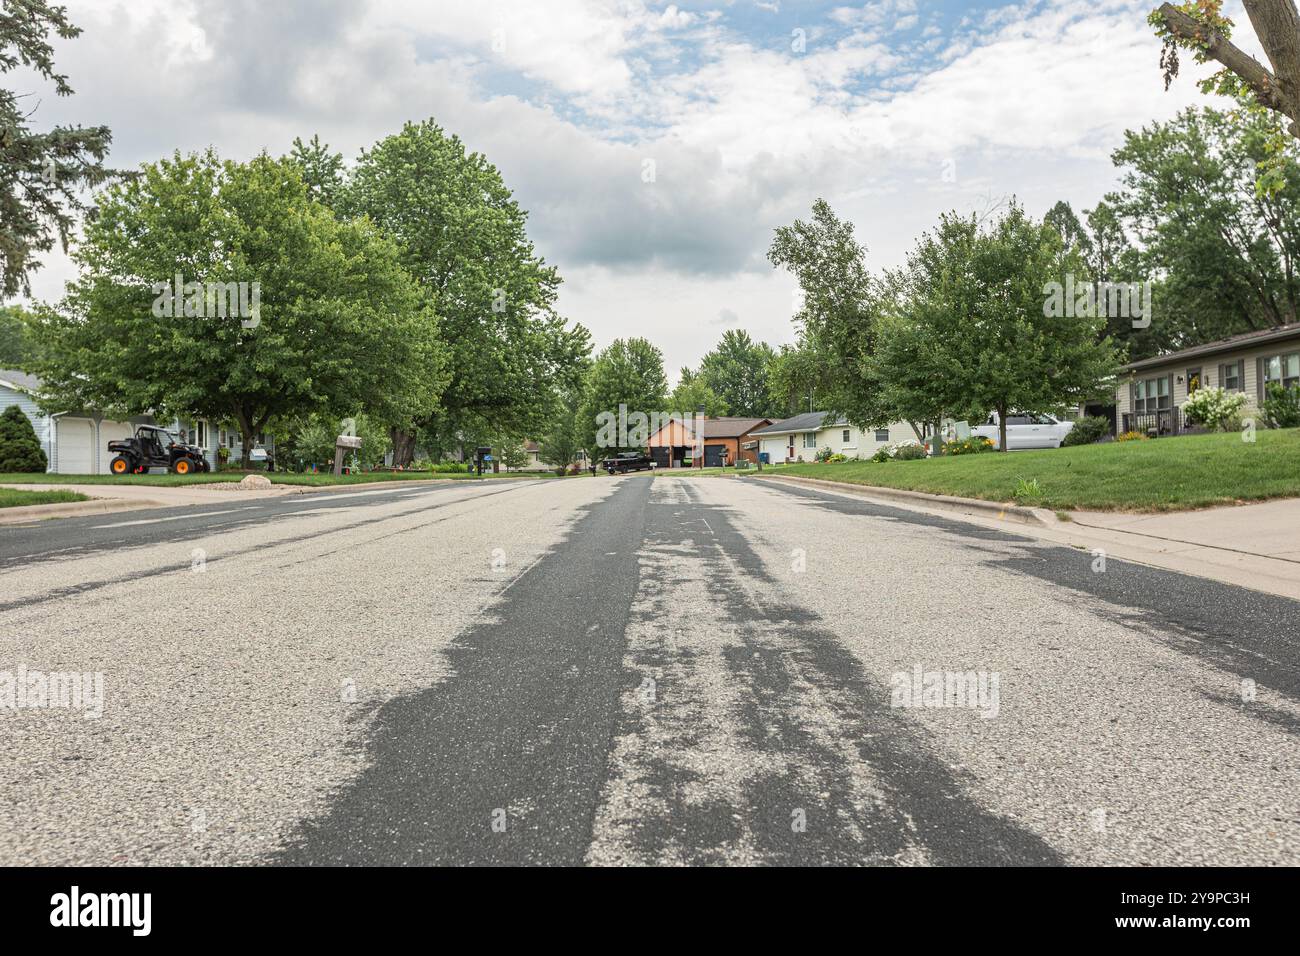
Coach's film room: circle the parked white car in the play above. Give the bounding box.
[971,412,1074,450]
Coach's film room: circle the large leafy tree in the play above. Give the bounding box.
[873,204,1121,452]
[579,337,668,456]
[341,120,585,463]
[766,342,830,417]
[696,329,777,417]
[1152,1,1300,140]
[768,199,881,427]
[1105,104,1300,353]
[35,151,445,459]
[669,367,728,417]
[0,303,42,368]
[1,0,124,297]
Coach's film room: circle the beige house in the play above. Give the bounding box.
[1116,322,1300,436]
[750,412,924,462]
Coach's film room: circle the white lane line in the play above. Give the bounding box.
[90,509,242,529]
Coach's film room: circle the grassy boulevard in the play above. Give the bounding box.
[767,428,1300,512]
[0,488,90,508]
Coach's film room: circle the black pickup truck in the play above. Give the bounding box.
[602,451,654,474]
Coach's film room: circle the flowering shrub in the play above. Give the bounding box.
[943,436,995,455]
[1116,430,1149,442]
[871,438,924,462]
[1262,382,1300,429]
[1182,386,1248,432]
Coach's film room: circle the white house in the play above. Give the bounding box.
[1,368,268,473]
[0,369,140,474]
[750,412,924,463]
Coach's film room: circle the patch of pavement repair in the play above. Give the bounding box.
[274,475,654,865]
[0,478,614,865]
[586,478,1061,865]
[686,477,1300,865]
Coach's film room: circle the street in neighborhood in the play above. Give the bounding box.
[2,474,1296,867]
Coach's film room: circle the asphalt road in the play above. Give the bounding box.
[1,475,1297,865]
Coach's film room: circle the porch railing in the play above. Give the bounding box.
[1121,408,1184,437]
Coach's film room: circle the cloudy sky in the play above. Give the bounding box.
[19,0,1241,379]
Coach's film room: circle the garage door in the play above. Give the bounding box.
[56,418,95,474]
[703,444,725,467]
[98,421,134,473]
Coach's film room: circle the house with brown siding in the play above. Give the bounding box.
[646,416,772,467]
[1116,322,1300,436]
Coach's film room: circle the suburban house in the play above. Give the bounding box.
[1116,322,1300,437]
[750,412,923,462]
[646,416,772,467]
[0,368,269,472]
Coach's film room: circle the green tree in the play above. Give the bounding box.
[697,329,777,416]
[875,204,1121,452]
[538,381,588,473]
[1152,1,1300,140]
[288,134,345,206]
[768,199,881,427]
[0,403,46,471]
[669,367,727,416]
[0,304,42,368]
[1106,104,1300,355]
[0,1,125,297]
[579,337,668,455]
[341,120,586,463]
[766,342,829,417]
[35,150,445,461]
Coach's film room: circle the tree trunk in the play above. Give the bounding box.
[235,409,256,470]
[997,403,1008,453]
[391,427,417,467]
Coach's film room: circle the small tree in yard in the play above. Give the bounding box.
[0,405,47,472]
[884,204,1122,452]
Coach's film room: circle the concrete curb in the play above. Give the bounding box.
[0,497,166,524]
[753,474,1057,527]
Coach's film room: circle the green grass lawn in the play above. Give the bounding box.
[774,428,1300,512]
[0,470,555,488]
[0,488,90,508]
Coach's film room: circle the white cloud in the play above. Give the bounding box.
[15,0,1250,373]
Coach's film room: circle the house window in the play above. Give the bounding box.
[842,429,851,443]
[803,432,817,448]
[1263,351,1300,392]
[1220,362,1241,392]
[1133,376,1170,413]
[875,428,889,442]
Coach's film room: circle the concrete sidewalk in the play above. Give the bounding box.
[0,481,298,524]
[755,474,1300,602]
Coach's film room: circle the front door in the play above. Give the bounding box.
[1187,368,1202,396]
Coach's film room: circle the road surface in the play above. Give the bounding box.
[1,475,1297,865]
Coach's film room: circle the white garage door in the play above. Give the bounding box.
[56,418,95,474]
[98,421,134,473]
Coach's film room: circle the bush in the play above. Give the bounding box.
[1116,430,1149,442]
[870,446,890,462]
[1061,415,1110,447]
[0,405,47,472]
[1182,386,1248,432]
[1261,381,1300,429]
[943,435,995,455]
[894,442,927,460]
